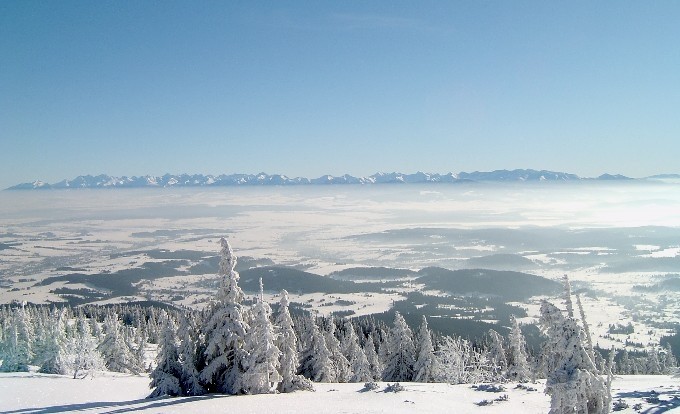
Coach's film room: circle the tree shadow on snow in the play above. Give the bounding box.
[615,389,680,414]
[2,394,229,414]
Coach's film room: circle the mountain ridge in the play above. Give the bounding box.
[5,169,661,190]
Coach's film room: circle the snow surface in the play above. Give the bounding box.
[1,373,678,413]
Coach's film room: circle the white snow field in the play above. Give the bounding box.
[0,372,678,413]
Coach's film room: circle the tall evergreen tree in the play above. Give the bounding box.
[98,313,136,373]
[64,314,105,379]
[413,316,438,383]
[662,343,677,374]
[540,300,609,414]
[324,319,351,383]
[200,238,249,394]
[0,304,33,372]
[507,315,532,382]
[298,319,334,382]
[243,279,282,394]
[382,312,415,382]
[645,348,662,375]
[363,332,382,381]
[149,316,182,398]
[39,308,68,374]
[275,290,313,392]
[341,320,372,383]
[485,329,507,382]
[177,314,205,396]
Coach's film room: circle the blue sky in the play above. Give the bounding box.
[1,1,679,187]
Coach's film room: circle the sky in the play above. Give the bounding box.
[1,1,679,188]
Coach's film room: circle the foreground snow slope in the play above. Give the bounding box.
[1,373,678,413]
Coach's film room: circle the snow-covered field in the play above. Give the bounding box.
[1,372,678,413]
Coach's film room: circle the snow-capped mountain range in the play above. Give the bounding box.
[7,169,666,190]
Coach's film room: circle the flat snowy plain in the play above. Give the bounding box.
[1,372,678,413]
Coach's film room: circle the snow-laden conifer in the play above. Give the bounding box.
[200,238,249,394]
[149,316,182,398]
[39,308,68,374]
[0,304,33,372]
[132,325,148,373]
[662,343,677,374]
[98,313,136,373]
[485,329,507,382]
[340,320,372,383]
[540,300,609,414]
[507,315,532,382]
[177,314,205,396]
[31,306,48,367]
[413,316,438,383]
[63,314,105,379]
[298,318,334,382]
[323,319,351,382]
[382,312,415,382]
[363,332,382,381]
[645,347,662,375]
[243,279,282,394]
[275,289,313,392]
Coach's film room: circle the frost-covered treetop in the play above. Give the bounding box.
[219,238,237,278]
[216,237,244,305]
[279,289,290,309]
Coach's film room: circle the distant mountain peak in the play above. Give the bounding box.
[4,169,654,190]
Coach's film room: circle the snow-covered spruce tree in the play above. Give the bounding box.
[363,332,382,381]
[506,314,532,382]
[383,312,415,382]
[341,320,372,383]
[98,312,136,373]
[0,304,34,372]
[323,318,351,383]
[200,238,249,394]
[662,343,677,374]
[292,312,316,356]
[486,329,508,382]
[132,324,148,373]
[31,306,49,367]
[645,347,662,375]
[298,318,334,382]
[275,289,313,392]
[539,300,609,414]
[177,314,205,396]
[413,316,438,383]
[39,308,68,374]
[617,349,631,375]
[64,313,105,379]
[243,279,282,394]
[89,314,102,341]
[149,315,182,398]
